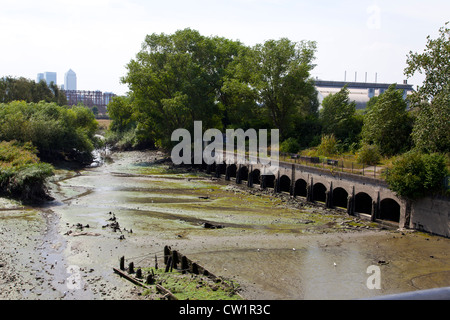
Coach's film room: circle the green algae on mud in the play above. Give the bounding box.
[140,267,243,300]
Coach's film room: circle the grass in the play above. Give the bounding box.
[142,267,243,300]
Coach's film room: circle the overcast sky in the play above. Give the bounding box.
[1,0,449,95]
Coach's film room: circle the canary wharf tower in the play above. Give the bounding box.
[64,69,77,91]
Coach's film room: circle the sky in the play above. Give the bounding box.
[1,0,449,96]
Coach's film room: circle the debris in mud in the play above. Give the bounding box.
[65,231,100,237]
[202,222,224,229]
[102,212,134,238]
[64,222,93,235]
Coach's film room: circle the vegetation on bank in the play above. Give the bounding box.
[0,100,100,201]
[0,141,54,202]
[0,100,99,164]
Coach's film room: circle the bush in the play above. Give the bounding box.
[316,134,339,157]
[356,144,381,165]
[280,137,300,154]
[385,151,448,199]
[0,101,98,164]
[0,141,54,201]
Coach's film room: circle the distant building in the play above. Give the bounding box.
[36,73,44,83]
[44,72,57,86]
[315,80,415,109]
[63,90,116,116]
[64,69,77,91]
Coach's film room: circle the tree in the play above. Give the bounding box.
[411,88,450,153]
[385,151,448,200]
[244,38,319,139]
[405,22,450,104]
[107,96,135,133]
[361,84,413,156]
[122,29,245,148]
[0,76,67,105]
[404,22,450,153]
[319,85,362,148]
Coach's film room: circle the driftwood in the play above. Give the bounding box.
[113,267,177,300]
[156,284,178,300]
[113,267,147,288]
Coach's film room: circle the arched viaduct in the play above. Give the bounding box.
[200,159,409,228]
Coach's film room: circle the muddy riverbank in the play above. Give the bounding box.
[1,150,449,300]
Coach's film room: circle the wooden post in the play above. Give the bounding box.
[155,254,158,270]
[172,250,179,270]
[136,268,142,279]
[128,262,134,274]
[181,255,188,274]
[146,273,154,285]
[119,256,125,271]
[164,246,171,265]
[165,256,172,273]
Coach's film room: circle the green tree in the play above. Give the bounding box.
[107,96,135,132]
[122,29,245,148]
[404,22,450,153]
[411,88,450,153]
[319,85,362,148]
[0,101,98,163]
[405,22,450,104]
[0,76,67,105]
[238,38,319,139]
[385,151,448,199]
[361,84,413,156]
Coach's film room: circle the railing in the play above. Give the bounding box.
[280,152,387,181]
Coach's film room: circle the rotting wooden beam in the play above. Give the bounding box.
[113,268,147,288]
[156,284,178,300]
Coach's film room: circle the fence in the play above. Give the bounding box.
[280,152,387,180]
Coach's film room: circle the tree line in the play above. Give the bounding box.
[0,76,67,106]
[108,26,449,200]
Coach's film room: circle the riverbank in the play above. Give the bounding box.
[1,150,449,300]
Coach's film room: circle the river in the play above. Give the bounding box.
[0,150,449,300]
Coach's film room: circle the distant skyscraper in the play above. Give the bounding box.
[37,73,44,83]
[64,69,77,91]
[44,72,57,86]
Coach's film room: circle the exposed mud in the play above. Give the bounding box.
[1,150,449,300]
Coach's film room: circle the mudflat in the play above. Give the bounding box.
[1,150,449,300]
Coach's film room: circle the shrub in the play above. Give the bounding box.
[0,101,98,164]
[316,134,339,157]
[280,137,300,154]
[384,151,448,199]
[0,141,54,201]
[356,144,381,165]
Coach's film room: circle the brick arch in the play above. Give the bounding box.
[313,183,327,203]
[295,179,308,197]
[355,192,372,215]
[264,175,276,189]
[279,175,291,193]
[227,164,237,179]
[379,198,401,222]
[250,169,261,185]
[238,165,249,182]
[332,187,348,209]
